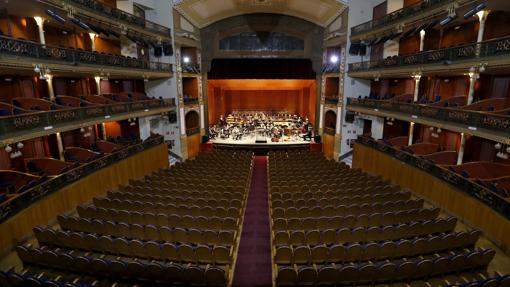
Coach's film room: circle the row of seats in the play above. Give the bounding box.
[269,185,400,200]
[77,204,239,230]
[57,216,236,245]
[34,227,232,264]
[271,198,424,218]
[273,216,457,245]
[16,245,229,286]
[274,229,480,264]
[275,248,495,286]
[84,200,241,218]
[105,190,245,206]
[270,191,411,207]
[272,207,441,230]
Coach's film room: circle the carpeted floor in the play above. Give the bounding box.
[232,156,272,287]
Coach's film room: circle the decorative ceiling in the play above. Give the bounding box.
[173,0,348,28]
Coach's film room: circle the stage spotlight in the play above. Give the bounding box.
[329,55,339,63]
[464,3,486,19]
[440,13,458,26]
[183,56,190,64]
[70,18,90,31]
[45,9,66,24]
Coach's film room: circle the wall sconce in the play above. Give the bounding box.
[495,142,509,159]
[429,126,442,138]
[386,117,395,126]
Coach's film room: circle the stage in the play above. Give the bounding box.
[204,134,321,154]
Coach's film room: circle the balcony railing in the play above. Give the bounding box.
[0,135,164,223]
[325,97,340,105]
[182,64,201,74]
[0,36,172,72]
[65,0,171,36]
[351,0,450,37]
[349,36,510,72]
[356,136,510,220]
[347,98,510,135]
[0,99,175,142]
[183,97,199,105]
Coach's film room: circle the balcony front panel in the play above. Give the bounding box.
[0,36,172,75]
[348,36,510,77]
[347,98,510,143]
[0,99,175,145]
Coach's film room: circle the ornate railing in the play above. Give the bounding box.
[347,98,510,134]
[325,97,340,105]
[0,99,175,141]
[182,64,201,74]
[65,0,171,36]
[0,36,172,72]
[349,36,510,72]
[351,0,450,36]
[0,135,165,223]
[356,136,510,220]
[183,98,199,105]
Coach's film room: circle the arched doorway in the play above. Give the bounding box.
[185,111,200,159]
[323,110,337,159]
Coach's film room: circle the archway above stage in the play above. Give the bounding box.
[207,79,317,126]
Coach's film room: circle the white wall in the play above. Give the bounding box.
[340,0,386,156]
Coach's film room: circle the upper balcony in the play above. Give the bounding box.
[350,0,471,41]
[348,36,510,78]
[0,36,172,78]
[346,97,510,144]
[0,96,175,146]
[39,0,171,39]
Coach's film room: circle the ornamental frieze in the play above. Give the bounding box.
[380,102,392,110]
[132,103,144,110]
[85,107,105,116]
[481,115,509,129]
[403,55,418,65]
[496,38,510,52]
[447,110,470,123]
[13,115,41,128]
[397,104,413,114]
[111,105,127,113]
[456,46,476,58]
[420,106,440,117]
[53,110,77,121]
[426,50,445,62]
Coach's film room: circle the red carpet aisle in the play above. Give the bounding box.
[232,156,272,287]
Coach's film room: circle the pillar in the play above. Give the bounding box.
[179,107,188,159]
[200,103,205,135]
[318,103,324,135]
[94,76,101,95]
[101,123,107,140]
[34,17,45,46]
[46,74,55,100]
[55,132,65,160]
[476,10,489,56]
[419,29,426,52]
[457,132,466,165]
[89,33,97,52]
[408,122,415,146]
[413,74,421,102]
[467,68,479,104]
[333,106,343,161]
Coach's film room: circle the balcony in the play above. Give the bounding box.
[183,97,199,106]
[350,0,455,40]
[182,64,201,74]
[325,97,339,105]
[0,135,164,223]
[42,0,171,38]
[0,99,175,146]
[356,136,510,221]
[348,36,510,78]
[0,36,172,76]
[346,98,510,143]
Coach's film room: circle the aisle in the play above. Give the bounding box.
[232,156,272,287]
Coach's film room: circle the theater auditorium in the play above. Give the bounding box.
[0,0,509,286]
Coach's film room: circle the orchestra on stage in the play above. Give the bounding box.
[208,110,313,144]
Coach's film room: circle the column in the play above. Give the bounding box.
[419,29,426,52]
[46,74,55,100]
[318,103,324,134]
[94,76,101,95]
[476,10,489,56]
[34,17,45,46]
[413,74,421,102]
[467,68,479,104]
[408,122,415,146]
[55,132,65,160]
[200,103,205,135]
[101,123,107,140]
[457,132,466,165]
[89,33,97,52]
[333,106,343,161]
[179,107,188,159]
